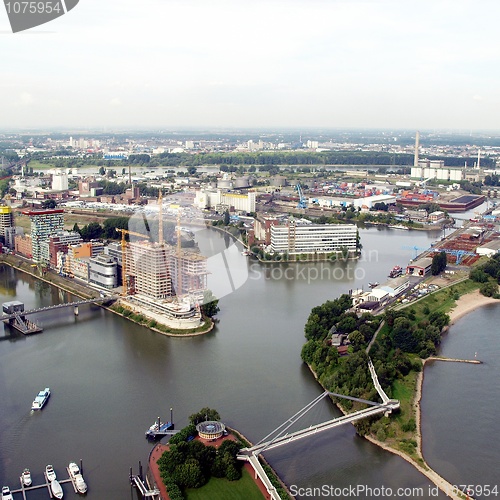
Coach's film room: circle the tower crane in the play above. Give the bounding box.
[117,228,150,296]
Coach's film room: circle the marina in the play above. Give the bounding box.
[7,461,87,499]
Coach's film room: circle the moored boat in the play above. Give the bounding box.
[21,468,32,487]
[1,486,13,500]
[68,462,87,494]
[45,464,56,481]
[388,265,403,278]
[50,479,63,499]
[74,474,87,494]
[32,388,50,410]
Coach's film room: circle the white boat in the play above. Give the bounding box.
[50,479,63,499]
[68,462,87,494]
[68,462,80,477]
[74,474,87,494]
[21,468,32,486]
[1,486,13,500]
[32,388,50,410]
[45,464,56,481]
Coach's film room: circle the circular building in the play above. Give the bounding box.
[196,420,226,441]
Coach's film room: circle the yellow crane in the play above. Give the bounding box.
[117,228,150,296]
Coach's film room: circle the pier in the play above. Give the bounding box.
[10,461,86,499]
[1,296,117,335]
[130,462,160,499]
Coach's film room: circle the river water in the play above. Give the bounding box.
[0,224,495,499]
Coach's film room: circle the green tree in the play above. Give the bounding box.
[480,281,498,297]
[223,210,230,226]
[189,408,220,425]
[41,199,57,209]
[200,290,220,318]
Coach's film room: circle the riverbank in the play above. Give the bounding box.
[447,288,499,325]
[371,290,499,499]
[0,253,215,337]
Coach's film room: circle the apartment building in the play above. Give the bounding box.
[22,209,64,263]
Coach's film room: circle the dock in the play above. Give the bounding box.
[130,462,160,499]
[145,417,179,439]
[10,462,86,499]
[2,301,42,335]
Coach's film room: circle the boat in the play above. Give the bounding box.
[74,474,87,494]
[145,417,174,439]
[45,464,56,481]
[50,479,63,499]
[21,468,32,487]
[32,388,50,410]
[388,224,409,230]
[1,486,13,500]
[368,282,379,288]
[68,462,87,494]
[388,265,403,278]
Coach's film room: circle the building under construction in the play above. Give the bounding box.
[125,240,208,300]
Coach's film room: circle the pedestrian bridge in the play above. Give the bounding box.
[1,296,117,321]
[237,358,399,500]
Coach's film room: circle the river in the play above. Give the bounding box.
[0,225,494,499]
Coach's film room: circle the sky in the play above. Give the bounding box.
[1,0,500,131]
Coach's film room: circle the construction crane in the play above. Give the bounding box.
[296,183,307,209]
[117,228,151,296]
[402,245,430,259]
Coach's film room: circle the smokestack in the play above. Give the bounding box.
[128,165,132,186]
[413,131,420,167]
[477,149,481,170]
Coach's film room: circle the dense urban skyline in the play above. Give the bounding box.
[2,0,500,131]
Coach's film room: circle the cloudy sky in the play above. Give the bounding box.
[1,0,499,131]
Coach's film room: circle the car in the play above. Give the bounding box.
[1,486,13,500]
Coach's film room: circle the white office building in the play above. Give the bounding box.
[270,223,357,255]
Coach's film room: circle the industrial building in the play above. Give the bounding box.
[270,222,357,255]
[194,189,256,214]
[406,257,433,277]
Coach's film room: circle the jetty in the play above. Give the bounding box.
[145,416,179,439]
[10,461,87,499]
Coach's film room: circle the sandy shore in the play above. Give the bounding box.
[448,288,499,325]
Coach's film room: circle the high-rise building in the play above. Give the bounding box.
[126,241,208,299]
[0,205,14,241]
[22,209,64,262]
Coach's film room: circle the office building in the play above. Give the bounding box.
[270,222,357,255]
[22,209,64,263]
[0,205,14,240]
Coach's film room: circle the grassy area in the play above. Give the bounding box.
[185,468,264,500]
[407,279,480,324]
